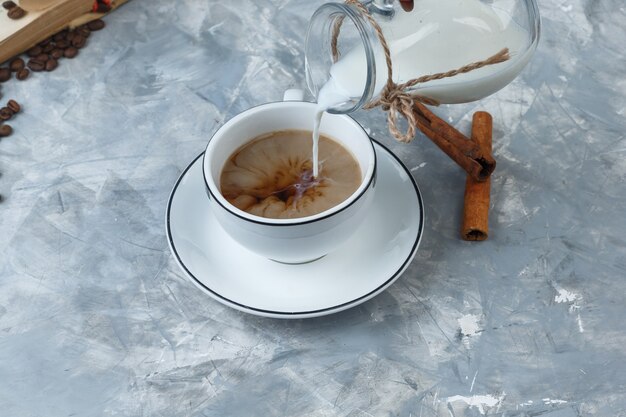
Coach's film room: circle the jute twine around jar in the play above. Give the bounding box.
[330,0,511,143]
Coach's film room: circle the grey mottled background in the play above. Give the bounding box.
[0,1,625,416]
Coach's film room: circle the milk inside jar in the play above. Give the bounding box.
[310,0,537,176]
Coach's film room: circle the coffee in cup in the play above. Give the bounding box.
[220,129,361,219]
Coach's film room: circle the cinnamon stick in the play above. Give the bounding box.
[412,102,495,182]
[461,111,493,241]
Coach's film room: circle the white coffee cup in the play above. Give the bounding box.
[202,90,376,264]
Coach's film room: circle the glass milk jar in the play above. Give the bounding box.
[305,0,541,114]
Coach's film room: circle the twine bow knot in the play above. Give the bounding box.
[365,82,441,142]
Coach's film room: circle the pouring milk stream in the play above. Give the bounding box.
[310,0,534,177]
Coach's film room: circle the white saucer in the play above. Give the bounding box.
[166,140,424,319]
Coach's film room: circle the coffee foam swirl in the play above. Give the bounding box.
[220,130,361,219]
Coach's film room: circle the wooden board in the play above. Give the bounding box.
[0,0,127,64]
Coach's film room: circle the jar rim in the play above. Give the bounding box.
[305,2,378,114]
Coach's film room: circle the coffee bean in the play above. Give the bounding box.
[2,0,15,9]
[87,19,105,31]
[16,68,30,80]
[71,35,86,49]
[0,68,11,82]
[0,107,12,120]
[39,37,52,47]
[35,53,50,62]
[42,43,55,53]
[7,5,26,19]
[27,46,42,57]
[45,58,58,71]
[7,100,20,114]
[53,31,67,42]
[66,31,76,42]
[77,26,91,38]
[51,49,63,59]
[64,47,78,59]
[0,124,12,137]
[9,58,24,72]
[55,40,70,49]
[27,59,45,72]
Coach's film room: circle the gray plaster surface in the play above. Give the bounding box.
[0,0,625,416]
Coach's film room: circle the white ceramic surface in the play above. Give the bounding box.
[202,100,376,263]
[167,141,424,319]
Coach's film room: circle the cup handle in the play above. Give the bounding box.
[283,89,304,101]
